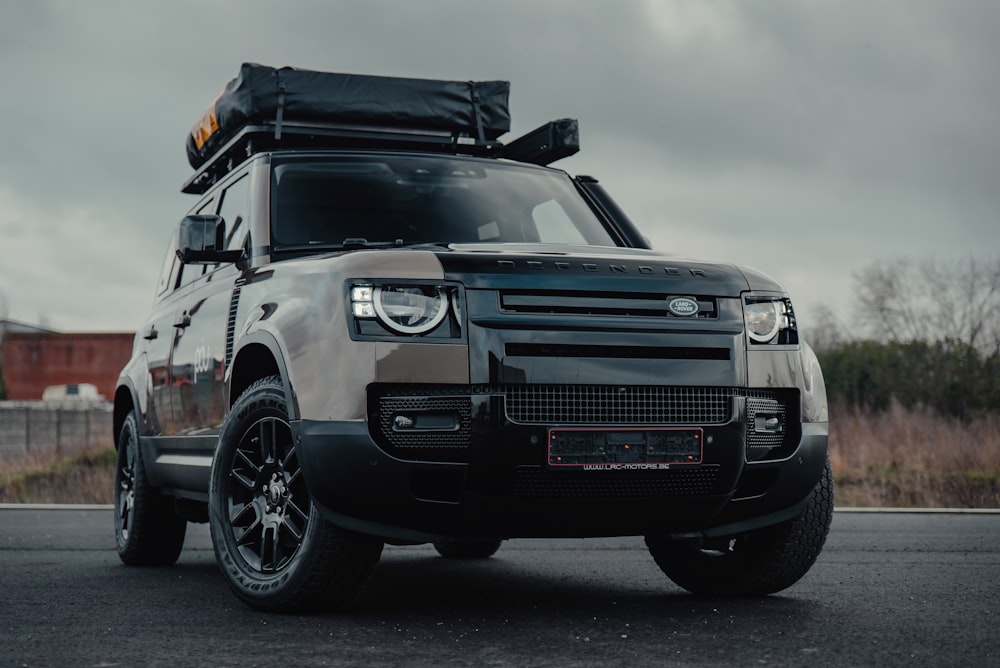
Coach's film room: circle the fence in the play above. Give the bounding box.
[0,401,114,460]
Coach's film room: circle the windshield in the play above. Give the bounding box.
[269,154,619,251]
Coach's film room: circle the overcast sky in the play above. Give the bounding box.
[0,0,995,335]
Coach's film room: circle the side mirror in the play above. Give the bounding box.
[176,214,243,264]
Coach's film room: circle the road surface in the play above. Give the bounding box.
[1,508,997,667]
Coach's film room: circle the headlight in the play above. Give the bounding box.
[352,284,450,335]
[743,296,796,344]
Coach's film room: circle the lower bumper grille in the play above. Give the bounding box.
[504,385,735,424]
[372,385,799,463]
[512,465,721,498]
[745,391,796,461]
[377,396,472,449]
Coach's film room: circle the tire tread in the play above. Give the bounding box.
[210,376,383,613]
[646,460,834,596]
[116,411,187,567]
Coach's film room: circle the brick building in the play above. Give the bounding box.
[1,329,134,401]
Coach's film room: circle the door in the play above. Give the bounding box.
[170,172,251,435]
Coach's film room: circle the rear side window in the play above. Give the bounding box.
[217,174,250,252]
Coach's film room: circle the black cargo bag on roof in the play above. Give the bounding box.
[186,63,511,169]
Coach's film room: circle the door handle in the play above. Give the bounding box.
[174,313,191,329]
[142,324,158,340]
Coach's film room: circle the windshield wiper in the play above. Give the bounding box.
[273,238,405,252]
[273,238,456,253]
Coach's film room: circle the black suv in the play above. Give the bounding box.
[113,64,832,612]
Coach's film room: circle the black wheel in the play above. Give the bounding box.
[433,539,503,559]
[209,376,383,612]
[646,459,834,596]
[114,410,186,566]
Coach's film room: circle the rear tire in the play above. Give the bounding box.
[114,410,186,566]
[646,459,834,596]
[209,376,383,612]
[433,539,503,559]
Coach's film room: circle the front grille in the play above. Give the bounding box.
[512,465,721,498]
[504,343,730,361]
[499,290,717,318]
[505,386,736,425]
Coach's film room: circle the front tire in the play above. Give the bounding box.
[646,459,834,596]
[114,410,186,566]
[209,376,383,612]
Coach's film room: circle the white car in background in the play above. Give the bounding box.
[41,383,105,403]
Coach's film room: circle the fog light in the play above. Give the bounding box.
[391,412,460,432]
[393,415,415,430]
[754,415,782,432]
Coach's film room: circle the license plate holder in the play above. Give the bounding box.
[547,427,703,470]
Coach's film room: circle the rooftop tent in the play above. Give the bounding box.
[186,63,511,170]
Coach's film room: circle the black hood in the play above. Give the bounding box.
[433,243,751,297]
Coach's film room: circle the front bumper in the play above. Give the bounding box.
[292,385,829,543]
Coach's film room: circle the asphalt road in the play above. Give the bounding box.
[1,508,998,667]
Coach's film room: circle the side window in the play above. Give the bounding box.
[155,231,179,297]
[218,174,250,252]
[532,199,588,245]
[176,196,216,288]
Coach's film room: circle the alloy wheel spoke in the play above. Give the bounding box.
[285,498,308,528]
[280,444,296,471]
[261,525,277,572]
[231,467,256,492]
[282,512,305,543]
[231,500,259,529]
[235,517,262,549]
[119,490,132,532]
[235,448,261,475]
[258,418,279,464]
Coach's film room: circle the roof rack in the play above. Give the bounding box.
[179,65,580,194]
[181,122,504,194]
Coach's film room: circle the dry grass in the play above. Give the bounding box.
[0,447,115,504]
[830,402,1000,507]
[2,404,998,507]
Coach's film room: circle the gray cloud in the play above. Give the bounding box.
[0,0,995,332]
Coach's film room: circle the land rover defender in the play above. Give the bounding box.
[113,64,831,612]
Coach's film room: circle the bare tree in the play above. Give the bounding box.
[803,303,847,353]
[854,256,1000,353]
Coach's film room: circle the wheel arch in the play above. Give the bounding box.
[228,332,296,417]
[113,382,139,450]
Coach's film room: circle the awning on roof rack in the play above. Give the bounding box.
[501,118,579,166]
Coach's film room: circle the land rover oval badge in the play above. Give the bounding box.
[667,297,699,317]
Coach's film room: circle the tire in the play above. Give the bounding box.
[114,410,187,566]
[433,539,503,559]
[209,376,383,612]
[645,459,834,597]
